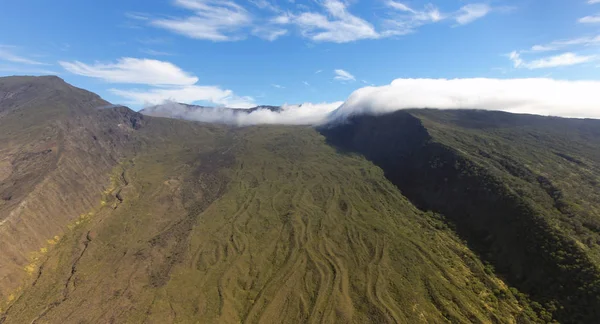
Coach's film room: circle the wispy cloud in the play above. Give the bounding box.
[151,0,252,41]
[382,1,444,35]
[59,57,198,85]
[125,12,150,21]
[249,0,280,13]
[60,56,254,108]
[579,14,600,23]
[334,69,356,81]
[589,0,600,4]
[382,2,496,36]
[508,34,600,69]
[139,49,174,56]
[509,51,597,69]
[271,84,285,89]
[454,4,491,25]
[277,0,380,43]
[143,0,498,43]
[528,35,600,52]
[252,26,288,41]
[0,45,48,65]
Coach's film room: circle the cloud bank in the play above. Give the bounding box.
[144,78,600,126]
[330,78,600,120]
[143,101,343,126]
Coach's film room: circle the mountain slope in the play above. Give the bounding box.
[0,79,543,323]
[321,110,600,323]
[4,77,600,323]
[0,76,143,302]
[2,123,537,323]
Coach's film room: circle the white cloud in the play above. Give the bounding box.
[334,69,356,81]
[522,35,600,52]
[284,0,380,43]
[252,26,288,41]
[455,4,491,25]
[387,1,417,13]
[147,0,497,43]
[249,0,280,12]
[142,78,600,125]
[382,2,493,36]
[110,85,255,108]
[531,45,556,52]
[142,101,343,125]
[125,12,150,21]
[271,84,285,89]
[60,56,254,108]
[382,2,444,35]
[151,0,252,41]
[329,78,600,120]
[590,0,600,4]
[579,15,600,23]
[0,46,47,65]
[59,58,198,85]
[509,51,597,69]
[271,14,292,24]
[139,49,174,56]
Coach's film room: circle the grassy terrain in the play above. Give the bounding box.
[414,109,600,264]
[4,76,599,323]
[1,119,540,323]
[321,110,600,323]
[0,76,137,301]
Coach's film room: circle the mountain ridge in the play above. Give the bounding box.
[1,76,600,323]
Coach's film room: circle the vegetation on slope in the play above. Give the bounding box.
[5,77,598,323]
[0,76,145,301]
[321,110,600,323]
[2,116,540,323]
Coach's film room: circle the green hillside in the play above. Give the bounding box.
[1,115,540,323]
[321,110,600,323]
[2,76,600,323]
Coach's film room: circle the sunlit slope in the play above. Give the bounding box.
[0,76,141,301]
[2,123,537,323]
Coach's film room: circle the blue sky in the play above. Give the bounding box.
[0,0,599,110]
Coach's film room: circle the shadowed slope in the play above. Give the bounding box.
[321,110,600,323]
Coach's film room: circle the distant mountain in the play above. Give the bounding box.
[140,102,283,119]
[1,76,600,323]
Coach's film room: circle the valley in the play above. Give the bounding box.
[1,76,599,323]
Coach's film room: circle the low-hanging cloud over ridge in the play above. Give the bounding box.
[143,78,600,126]
[142,101,344,126]
[330,78,600,120]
